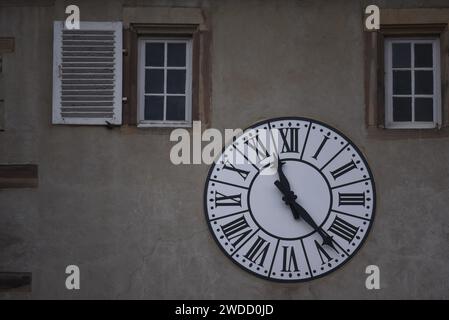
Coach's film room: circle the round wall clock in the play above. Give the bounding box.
[204,117,376,282]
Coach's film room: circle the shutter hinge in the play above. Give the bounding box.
[122,49,128,56]
[122,97,128,103]
[105,121,121,129]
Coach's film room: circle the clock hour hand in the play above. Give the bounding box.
[274,180,300,219]
[274,158,301,219]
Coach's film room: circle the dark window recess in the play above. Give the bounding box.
[415,98,433,121]
[393,97,412,122]
[145,43,164,67]
[146,69,164,93]
[0,272,32,292]
[167,70,186,94]
[166,96,185,121]
[415,71,433,94]
[0,164,38,188]
[393,71,411,94]
[145,96,164,120]
[414,44,433,67]
[167,43,186,67]
[392,43,411,68]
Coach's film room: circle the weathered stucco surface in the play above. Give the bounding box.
[0,0,448,299]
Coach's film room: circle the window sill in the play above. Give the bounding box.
[384,122,439,130]
[367,125,449,139]
[137,122,192,128]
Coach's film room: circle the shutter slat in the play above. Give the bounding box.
[62,85,114,90]
[52,21,122,125]
[62,74,114,79]
[61,90,114,95]
[62,57,114,62]
[61,96,114,101]
[61,113,114,118]
[63,35,114,40]
[62,52,114,57]
[63,30,114,35]
[62,63,114,68]
[61,101,113,106]
[61,107,114,112]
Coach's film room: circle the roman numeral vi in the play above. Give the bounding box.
[281,246,299,272]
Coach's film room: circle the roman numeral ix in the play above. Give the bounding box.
[214,191,242,207]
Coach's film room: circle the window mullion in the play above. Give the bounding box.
[411,42,415,123]
[164,42,167,121]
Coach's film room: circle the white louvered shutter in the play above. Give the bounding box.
[52,21,122,125]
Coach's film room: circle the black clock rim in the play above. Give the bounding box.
[203,116,377,283]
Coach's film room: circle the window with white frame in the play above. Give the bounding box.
[137,38,192,127]
[384,38,441,129]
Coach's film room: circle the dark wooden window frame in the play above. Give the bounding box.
[365,21,449,138]
[122,24,211,128]
[0,164,38,188]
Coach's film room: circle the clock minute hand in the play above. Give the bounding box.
[290,201,336,250]
[274,159,335,249]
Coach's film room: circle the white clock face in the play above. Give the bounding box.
[204,117,376,282]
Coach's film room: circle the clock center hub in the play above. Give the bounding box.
[248,159,331,239]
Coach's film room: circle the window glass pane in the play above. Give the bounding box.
[167,70,186,94]
[393,70,411,94]
[166,96,185,121]
[392,43,411,68]
[145,43,164,67]
[415,98,433,122]
[144,96,164,120]
[415,71,433,95]
[414,43,433,68]
[167,43,186,67]
[145,69,164,93]
[393,97,412,122]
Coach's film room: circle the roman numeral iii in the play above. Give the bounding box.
[214,191,242,207]
[220,215,252,247]
[244,236,270,267]
[280,128,300,153]
[330,160,357,179]
[328,216,359,243]
[338,192,365,206]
